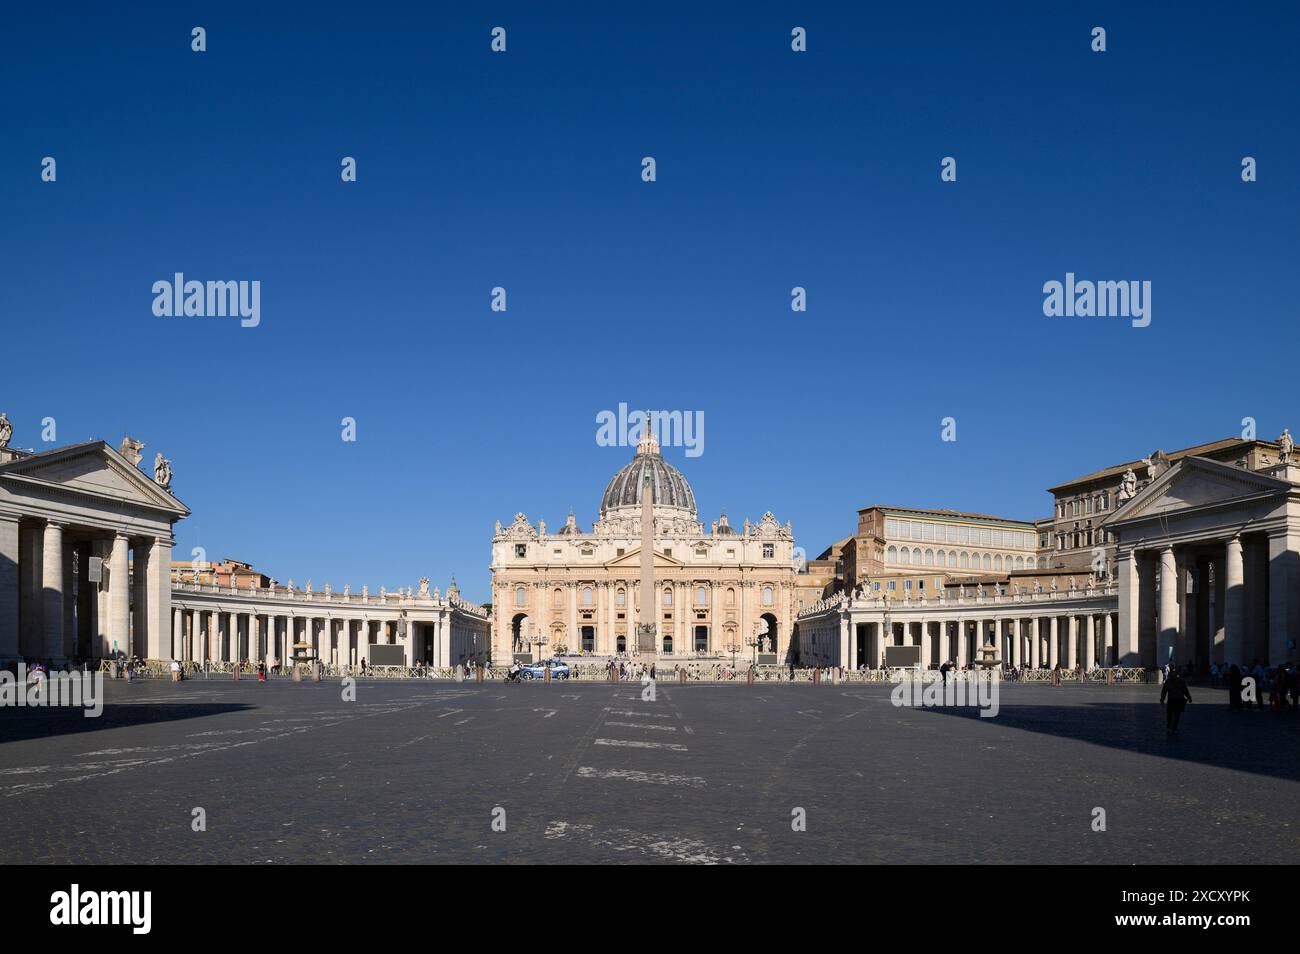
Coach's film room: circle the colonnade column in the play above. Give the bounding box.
[1084,614,1095,671]
[108,532,130,658]
[1011,618,1021,668]
[1102,613,1113,666]
[1223,535,1245,667]
[1117,547,1141,665]
[1029,617,1040,668]
[1158,545,1178,668]
[41,520,65,662]
[0,515,18,662]
[1048,616,1059,668]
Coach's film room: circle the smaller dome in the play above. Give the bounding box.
[714,512,738,535]
[556,512,584,535]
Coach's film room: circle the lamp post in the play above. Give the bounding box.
[727,640,740,669]
[882,610,893,669]
[746,622,761,666]
[531,626,549,663]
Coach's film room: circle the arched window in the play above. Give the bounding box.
[726,587,736,606]
[553,588,563,606]
[900,548,911,565]
[947,551,957,568]
[616,588,626,606]
[1015,556,1025,570]
[982,553,992,570]
[924,549,934,566]
[662,588,672,606]
[960,552,969,569]
[912,547,923,564]
[515,587,527,607]
[994,555,1003,571]
[1027,557,1037,570]
[886,545,898,563]
[582,586,593,606]
[695,586,707,605]
[762,586,774,606]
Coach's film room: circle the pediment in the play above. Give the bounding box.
[0,442,189,515]
[604,546,685,569]
[1104,456,1288,525]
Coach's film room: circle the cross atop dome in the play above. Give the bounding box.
[635,410,660,456]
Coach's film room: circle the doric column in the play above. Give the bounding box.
[1117,547,1141,665]
[1222,538,1242,665]
[1103,613,1114,666]
[108,532,130,658]
[1011,618,1021,668]
[956,618,967,667]
[1158,545,1178,667]
[1029,617,1040,668]
[1048,615,1059,668]
[147,536,172,660]
[40,520,65,662]
[225,611,237,662]
[0,515,19,662]
[172,607,183,659]
[1267,530,1298,665]
[1066,615,1078,668]
[1084,614,1095,670]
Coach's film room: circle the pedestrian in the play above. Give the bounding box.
[257,661,267,683]
[940,660,951,686]
[1250,659,1266,709]
[1227,663,1243,710]
[1160,668,1192,734]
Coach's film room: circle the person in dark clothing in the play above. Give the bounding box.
[940,661,951,686]
[1227,664,1243,710]
[1161,669,1193,732]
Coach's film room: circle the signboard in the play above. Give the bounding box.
[884,645,922,668]
[368,644,406,667]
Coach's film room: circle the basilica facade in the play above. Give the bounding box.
[490,431,799,663]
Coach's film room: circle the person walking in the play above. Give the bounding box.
[1160,668,1192,734]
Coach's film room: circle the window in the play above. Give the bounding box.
[514,544,527,558]
[947,551,957,568]
[616,548,625,557]
[762,586,773,606]
[904,580,913,590]
[899,548,911,565]
[553,588,563,606]
[582,586,593,606]
[888,581,896,591]
[616,588,626,606]
[663,588,672,606]
[515,587,526,607]
[918,580,925,590]
[695,586,707,605]
[872,581,881,591]
[726,587,736,606]
[664,548,672,558]
[886,545,897,563]
[762,543,774,559]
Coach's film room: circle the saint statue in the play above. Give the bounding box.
[1280,428,1294,464]
[152,452,173,491]
[0,412,12,448]
[1118,467,1138,501]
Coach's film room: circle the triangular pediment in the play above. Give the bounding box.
[604,546,685,569]
[1103,456,1288,526]
[0,441,189,515]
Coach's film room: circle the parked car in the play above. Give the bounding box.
[519,659,571,680]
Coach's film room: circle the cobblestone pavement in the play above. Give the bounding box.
[1,677,1295,864]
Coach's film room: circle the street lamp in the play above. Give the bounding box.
[727,640,740,669]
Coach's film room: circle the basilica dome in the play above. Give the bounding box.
[599,431,697,518]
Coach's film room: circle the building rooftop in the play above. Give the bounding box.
[1047,437,1277,493]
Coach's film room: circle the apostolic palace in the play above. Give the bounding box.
[1,408,1298,677]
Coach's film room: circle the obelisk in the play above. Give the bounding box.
[636,428,657,655]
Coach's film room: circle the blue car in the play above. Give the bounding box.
[519,659,571,680]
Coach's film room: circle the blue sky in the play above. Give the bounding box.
[3,2,1297,602]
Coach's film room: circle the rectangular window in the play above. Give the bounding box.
[762,543,774,558]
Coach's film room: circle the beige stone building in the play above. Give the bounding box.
[490,431,799,663]
[842,506,1041,600]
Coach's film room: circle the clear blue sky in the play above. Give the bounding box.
[3,2,1297,602]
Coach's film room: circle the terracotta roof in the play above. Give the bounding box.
[1047,437,1275,492]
